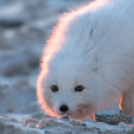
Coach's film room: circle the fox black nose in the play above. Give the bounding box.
[59,105,69,112]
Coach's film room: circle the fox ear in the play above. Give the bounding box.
[88,50,98,71]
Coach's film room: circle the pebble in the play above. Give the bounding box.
[68,120,82,126]
[59,115,70,121]
[45,119,60,127]
[24,117,39,126]
[36,118,47,128]
[26,122,37,128]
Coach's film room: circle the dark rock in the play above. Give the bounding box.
[95,109,126,124]
[0,18,24,28]
[126,115,134,124]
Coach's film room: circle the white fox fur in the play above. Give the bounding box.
[37,0,134,121]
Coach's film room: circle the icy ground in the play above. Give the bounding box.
[0,0,134,133]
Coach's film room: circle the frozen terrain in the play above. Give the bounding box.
[0,0,134,133]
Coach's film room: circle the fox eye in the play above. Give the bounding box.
[51,85,58,92]
[75,85,84,92]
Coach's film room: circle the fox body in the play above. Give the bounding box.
[37,0,134,120]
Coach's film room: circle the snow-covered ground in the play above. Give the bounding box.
[0,0,134,133]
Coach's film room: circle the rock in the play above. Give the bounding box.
[81,122,87,127]
[43,119,59,128]
[59,115,70,121]
[126,115,134,124]
[0,17,24,28]
[26,122,37,128]
[0,2,26,28]
[36,118,47,128]
[119,122,127,127]
[0,116,18,123]
[24,117,39,126]
[95,109,126,124]
[0,116,42,134]
[37,118,71,129]
[84,118,95,122]
[68,120,82,126]
[30,111,50,120]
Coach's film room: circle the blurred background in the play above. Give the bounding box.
[0,0,90,116]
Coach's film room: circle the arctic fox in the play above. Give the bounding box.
[37,0,134,120]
